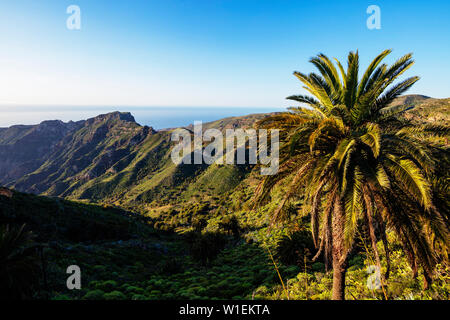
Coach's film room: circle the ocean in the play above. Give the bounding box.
[0,106,285,130]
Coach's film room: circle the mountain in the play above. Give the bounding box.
[0,119,83,185]
[404,97,450,125]
[0,112,155,195]
[12,112,157,197]
[1,96,448,212]
[387,94,431,107]
[0,110,271,210]
[0,185,296,300]
[0,95,448,300]
[0,186,153,243]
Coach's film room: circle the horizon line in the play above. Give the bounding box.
[0,104,284,109]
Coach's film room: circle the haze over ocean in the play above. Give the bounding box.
[0,106,284,130]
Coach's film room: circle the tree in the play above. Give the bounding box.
[187,232,228,266]
[0,224,40,299]
[254,50,449,300]
[275,229,315,268]
[219,215,242,239]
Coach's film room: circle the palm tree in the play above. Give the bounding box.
[0,224,40,299]
[254,50,449,300]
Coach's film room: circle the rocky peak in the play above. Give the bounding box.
[88,112,137,125]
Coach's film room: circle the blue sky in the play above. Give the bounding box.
[0,0,449,108]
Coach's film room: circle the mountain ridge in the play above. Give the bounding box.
[0,95,448,210]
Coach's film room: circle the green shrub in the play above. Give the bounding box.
[95,280,118,292]
[131,294,147,300]
[83,289,105,300]
[274,230,315,268]
[125,286,144,294]
[52,294,71,300]
[104,290,126,300]
[161,258,184,274]
[188,232,228,266]
[311,262,325,272]
[219,215,242,239]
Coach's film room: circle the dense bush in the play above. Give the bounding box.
[219,215,242,239]
[188,232,228,266]
[2,183,448,301]
[0,224,40,300]
[274,230,315,268]
[104,290,126,300]
[83,289,105,300]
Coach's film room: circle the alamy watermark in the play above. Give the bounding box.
[66,265,81,290]
[170,121,279,175]
[366,265,382,290]
[367,5,381,30]
[66,5,81,30]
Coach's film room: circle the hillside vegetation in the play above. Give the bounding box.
[0,95,448,300]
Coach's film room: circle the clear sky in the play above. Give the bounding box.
[0,0,449,108]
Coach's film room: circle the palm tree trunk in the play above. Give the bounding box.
[332,261,346,300]
[331,197,348,300]
[423,272,431,290]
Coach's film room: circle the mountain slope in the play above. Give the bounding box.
[1,96,448,210]
[1,111,268,207]
[5,112,153,195]
[0,95,448,300]
[0,120,83,185]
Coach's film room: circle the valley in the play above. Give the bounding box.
[0,95,449,300]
